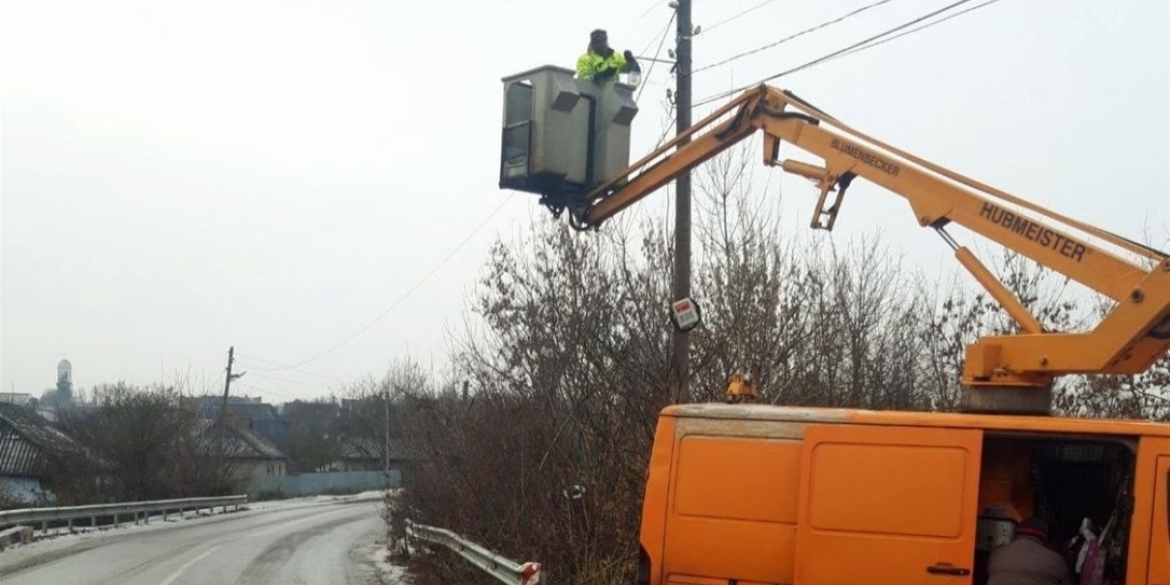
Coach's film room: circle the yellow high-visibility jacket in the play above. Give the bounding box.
[576,49,627,81]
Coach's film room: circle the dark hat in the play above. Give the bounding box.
[1016,517,1049,540]
[590,29,607,42]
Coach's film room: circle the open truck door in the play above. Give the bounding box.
[1141,439,1170,585]
[795,424,983,584]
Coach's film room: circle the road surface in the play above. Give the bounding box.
[0,498,396,585]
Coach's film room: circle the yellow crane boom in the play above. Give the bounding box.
[565,85,1170,413]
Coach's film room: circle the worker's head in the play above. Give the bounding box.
[589,29,609,52]
[1015,517,1049,541]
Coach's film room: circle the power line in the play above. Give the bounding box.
[234,352,345,382]
[639,12,676,57]
[235,381,298,401]
[640,0,706,18]
[833,0,1006,61]
[693,0,896,75]
[244,369,337,390]
[270,194,515,371]
[703,0,783,34]
[696,0,990,106]
[637,12,677,104]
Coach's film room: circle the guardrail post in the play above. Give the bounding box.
[163,509,168,522]
[67,518,73,532]
[40,521,46,535]
[114,513,119,528]
[91,515,96,528]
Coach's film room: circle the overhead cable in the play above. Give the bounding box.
[637,13,677,103]
[703,0,783,34]
[695,0,994,106]
[639,12,676,57]
[268,194,515,371]
[833,0,1005,61]
[236,352,345,381]
[692,0,897,75]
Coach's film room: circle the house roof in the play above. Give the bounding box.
[195,419,287,460]
[193,397,280,422]
[225,403,280,422]
[338,436,411,460]
[0,403,77,477]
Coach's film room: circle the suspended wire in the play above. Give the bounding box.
[639,11,676,56]
[639,0,664,18]
[236,353,345,381]
[268,194,515,371]
[655,110,678,149]
[235,381,297,401]
[833,0,1005,60]
[640,0,706,18]
[692,0,897,75]
[244,369,336,389]
[695,0,990,106]
[637,12,677,104]
[703,0,783,34]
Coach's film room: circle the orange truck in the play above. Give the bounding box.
[635,405,1168,585]
[498,75,1170,584]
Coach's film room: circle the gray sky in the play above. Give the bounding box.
[3,0,1167,402]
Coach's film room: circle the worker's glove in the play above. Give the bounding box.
[593,66,618,81]
[623,50,641,71]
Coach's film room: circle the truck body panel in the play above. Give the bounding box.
[641,404,1170,585]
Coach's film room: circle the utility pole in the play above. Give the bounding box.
[218,346,245,442]
[384,381,390,478]
[671,0,694,404]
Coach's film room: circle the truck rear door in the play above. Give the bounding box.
[794,424,982,585]
[1144,439,1170,585]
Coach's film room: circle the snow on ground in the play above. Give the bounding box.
[0,489,394,569]
[369,540,412,585]
[244,489,391,512]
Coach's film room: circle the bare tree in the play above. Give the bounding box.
[54,382,238,503]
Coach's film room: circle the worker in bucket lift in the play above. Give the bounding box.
[576,29,640,83]
[988,517,1072,585]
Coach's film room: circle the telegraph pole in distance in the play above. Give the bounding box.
[384,381,390,478]
[671,0,694,404]
[218,346,244,440]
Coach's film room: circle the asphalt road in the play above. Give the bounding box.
[0,498,392,585]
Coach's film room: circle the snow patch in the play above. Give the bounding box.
[369,543,412,585]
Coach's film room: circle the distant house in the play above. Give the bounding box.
[321,436,410,477]
[0,393,33,407]
[195,420,289,493]
[0,403,77,505]
[192,396,288,443]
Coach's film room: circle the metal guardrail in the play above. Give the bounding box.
[0,495,247,534]
[405,519,543,585]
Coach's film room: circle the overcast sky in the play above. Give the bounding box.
[2,0,1167,403]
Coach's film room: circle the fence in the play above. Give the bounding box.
[248,469,399,499]
[0,495,246,536]
[405,518,543,585]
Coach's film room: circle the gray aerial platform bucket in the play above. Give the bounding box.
[499,65,638,214]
